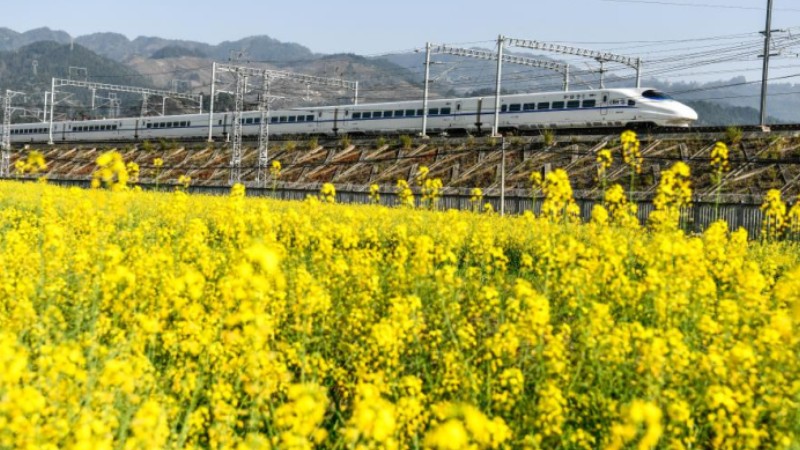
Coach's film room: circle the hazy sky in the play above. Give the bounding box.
[5,0,800,83]
[3,0,796,54]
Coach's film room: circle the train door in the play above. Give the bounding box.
[474,98,484,135]
[601,92,609,118]
[333,108,339,136]
[441,102,454,132]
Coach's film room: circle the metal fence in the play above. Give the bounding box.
[39,179,769,239]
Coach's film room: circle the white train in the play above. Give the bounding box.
[7,88,697,143]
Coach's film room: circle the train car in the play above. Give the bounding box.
[6,87,696,144]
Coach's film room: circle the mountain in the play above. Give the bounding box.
[151,46,208,59]
[0,41,149,90]
[0,41,153,121]
[0,27,71,51]
[75,32,314,63]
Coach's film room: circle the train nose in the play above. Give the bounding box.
[683,105,699,122]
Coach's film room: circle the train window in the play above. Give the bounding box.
[298,116,306,123]
[417,109,424,116]
[186,122,191,127]
[363,112,372,119]
[353,112,362,119]
[288,116,297,123]
[307,115,315,122]
[174,122,179,127]
[372,112,381,118]
[113,125,118,130]
[271,117,279,123]
[642,90,672,100]
[245,118,253,124]
[166,123,172,128]
[280,116,288,123]
[501,105,508,112]
[393,110,403,117]
[566,100,580,109]
[253,118,261,125]
[440,107,451,115]
[379,111,389,118]
[406,109,416,116]
[537,102,550,110]
[552,101,565,109]
[582,100,596,108]
[628,100,636,106]
[524,103,536,111]
[429,108,439,115]
[146,123,151,129]
[218,120,223,125]
[509,104,521,112]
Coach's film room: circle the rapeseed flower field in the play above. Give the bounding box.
[0,146,799,448]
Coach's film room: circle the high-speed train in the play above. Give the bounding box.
[6,88,697,143]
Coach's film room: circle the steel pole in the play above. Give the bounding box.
[636,59,642,88]
[208,62,217,142]
[492,35,505,137]
[354,81,359,105]
[500,137,506,216]
[421,43,431,138]
[599,60,606,89]
[48,78,55,145]
[760,0,775,129]
[564,66,570,92]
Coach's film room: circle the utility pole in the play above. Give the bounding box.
[760,0,776,131]
[229,70,246,185]
[500,137,506,216]
[421,42,432,138]
[141,94,148,118]
[256,74,273,186]
[492,35,505,137]
[48,78,55,145]
[208,62,217,142]
[2,90,26,177]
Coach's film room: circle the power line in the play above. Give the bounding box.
[601,0,800,12]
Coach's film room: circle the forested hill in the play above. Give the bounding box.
[0,41,151,92]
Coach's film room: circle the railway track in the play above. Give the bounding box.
[8,124,799,148]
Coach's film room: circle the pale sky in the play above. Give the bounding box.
[2,0,796,54]
[5,0,800,83]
